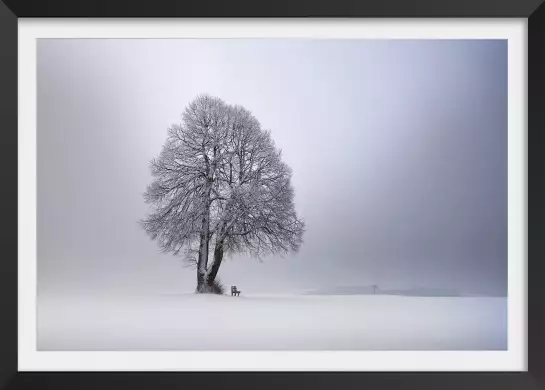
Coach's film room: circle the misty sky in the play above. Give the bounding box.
[37,39,507,296]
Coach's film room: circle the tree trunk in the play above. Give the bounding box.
[196,179,213,293]
[206,239,224,287]
[196,230,210,293]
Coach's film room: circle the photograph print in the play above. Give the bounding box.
[37,39,507,351]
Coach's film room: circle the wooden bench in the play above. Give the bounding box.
[231,286,241,296]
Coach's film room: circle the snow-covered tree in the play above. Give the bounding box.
[141,95,305,293]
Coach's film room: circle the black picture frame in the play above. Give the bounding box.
[1,1,543,389]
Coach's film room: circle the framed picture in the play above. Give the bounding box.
[1,0,543,389]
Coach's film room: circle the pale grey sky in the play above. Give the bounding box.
[37,39,507,296]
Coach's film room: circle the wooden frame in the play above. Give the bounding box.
[0,0,543,388]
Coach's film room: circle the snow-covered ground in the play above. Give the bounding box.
[37,293,507,351]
